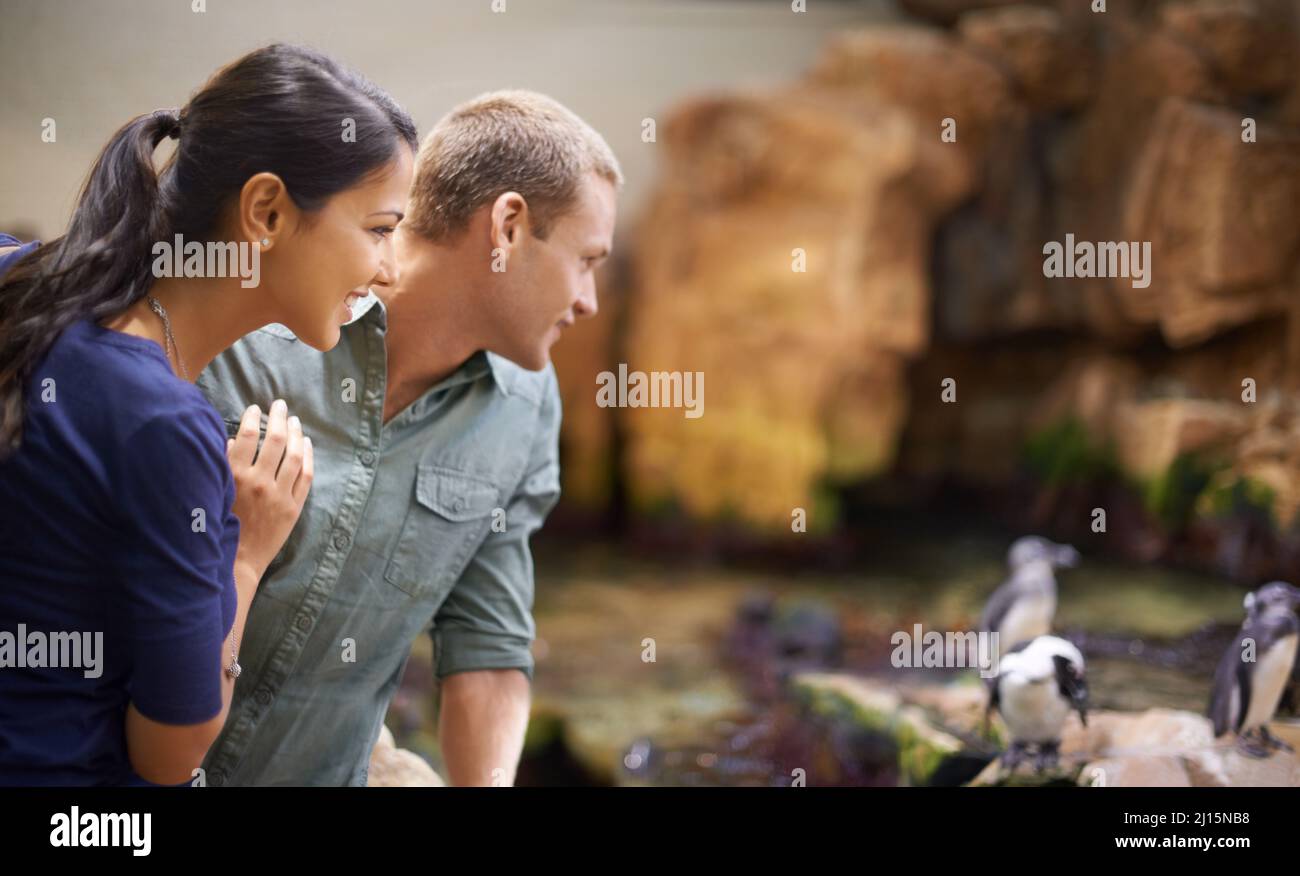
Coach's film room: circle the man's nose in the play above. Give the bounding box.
[573,284,598,320]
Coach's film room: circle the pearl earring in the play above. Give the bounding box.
[260,238,269,247]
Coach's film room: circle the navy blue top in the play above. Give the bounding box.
[0,233,38,270]
[0,235,239,786]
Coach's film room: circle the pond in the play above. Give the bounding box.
[388,516,1258,786]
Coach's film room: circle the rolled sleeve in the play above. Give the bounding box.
[432,367,562,682]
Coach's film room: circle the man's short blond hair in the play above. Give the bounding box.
[406,90,623,242]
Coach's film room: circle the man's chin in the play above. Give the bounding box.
[522,349,552,371]
[492,343,551,372]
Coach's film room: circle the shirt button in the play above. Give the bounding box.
[296,614,313,632]
[256,688,271,705]
[453,497,466,512]
[333,531,351,550]
[360,450,376,466]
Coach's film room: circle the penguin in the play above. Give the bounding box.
[986,634,1089,771]
[979,536,1080,652]
[1207,580,1300,757]
[1281,650,1300,716]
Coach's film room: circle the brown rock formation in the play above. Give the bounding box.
[1122,98,1300,348]
[555,0,1300,575]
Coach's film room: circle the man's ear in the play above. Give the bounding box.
[489,191,529,254]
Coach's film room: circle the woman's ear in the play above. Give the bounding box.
[238,172,291,247]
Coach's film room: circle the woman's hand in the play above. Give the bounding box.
[227,399,313,579]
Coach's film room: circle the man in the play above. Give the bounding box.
[195,90,621,786]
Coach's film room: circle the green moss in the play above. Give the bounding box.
[711,498,746,527]
[1199,475,1277,526]
[523,708,565,757]
[790,676,963,786]
[1022,417,1120,486]
[988,767,1081,788]
[632,489,681,521]
[887,706,967,786]
[1143,453,1227,530]
[791,678,896,736]
[806,479,841,535]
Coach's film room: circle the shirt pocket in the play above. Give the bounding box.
[383,464,501,600]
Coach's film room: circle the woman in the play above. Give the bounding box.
[0,43,417,785]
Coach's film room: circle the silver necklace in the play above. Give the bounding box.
[146,295,190,381]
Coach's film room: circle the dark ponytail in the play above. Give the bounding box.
[0,43,418,458]
[0,111,177,455]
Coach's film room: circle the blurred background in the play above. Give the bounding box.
[5,0,1300,787]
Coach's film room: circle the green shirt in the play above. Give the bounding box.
[194,293,561,786]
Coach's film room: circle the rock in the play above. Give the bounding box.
[1112,398,1250,482]
[1024,344,1300,532]
[793,672,902,735]
[808,24,1024,208]
[822,353,911,481]
[1184,744,1300,786]
[367,724,446,787]
[897,0,1049,27]
[1160,0,1298,97]
[1104,707,1217,751]
[622,87,928,529]
[1035,708,1300,787]
[894,703,972,785]
[969,754,1082,786]
[1053,27,1230,343]
[1272,719,1300,749]
[593,4,1300,566]
[904,675,993,736]
[898,341,1086,484]
[933,120,1059,341]
[1079,755,1192,787]
[1121,98,1300,348]
[790,672,970,786]
[958,5,1095,111]
[1029,355,1141,441]
[790,675,1300,787]
[978,706,1300,786]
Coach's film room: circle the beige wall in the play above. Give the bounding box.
[0,0,894,241]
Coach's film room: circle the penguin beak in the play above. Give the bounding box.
[1055,544,1081,569]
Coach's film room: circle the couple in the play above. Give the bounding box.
[0,43,619,786]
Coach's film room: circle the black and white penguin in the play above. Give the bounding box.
[1208,580,1300,757]
[979,536,1080,652]
[986,634,1089,771]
